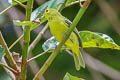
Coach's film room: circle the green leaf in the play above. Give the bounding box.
[79,31,120,50]
[13,20,40,30]
[31,1,49,21]
[42,31,120,51]
[30,22,40,30]
[42,37,59,51]
[8,0,27,5]
[31,0,65,21]
[63,72,84,80]
[48,0,65,8]
[0,48,5,61]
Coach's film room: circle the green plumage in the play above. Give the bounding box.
[44,8,85,70]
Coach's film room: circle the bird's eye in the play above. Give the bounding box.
[46,9,49,13]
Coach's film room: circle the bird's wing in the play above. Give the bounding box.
[64,17,85,69]
[64,18,72,27]
[63,17,83,47]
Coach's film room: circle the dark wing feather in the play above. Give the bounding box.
[64,17,83,47]
[64,17,85,69]
[64,18,72,27]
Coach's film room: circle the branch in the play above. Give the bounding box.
[33,1,91,79]
[28,23,49,54]
[65,1,79,7]
[2,57,16,80]
[13,0,26,8]
[20,0,34,79]
[0,0,26,16]
[79,0,91,8]
[0,5,13,16]
[65,0,91,8]
[0,62,18,75]
[27,51,48,62]
[0,31,19,71]
[9,22,48,50]
[9,34,23,50]
[28,54,46,80]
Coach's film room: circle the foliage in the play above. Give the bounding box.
[79,31,120,50]
[0,0,120,80]
[42,31,120,51]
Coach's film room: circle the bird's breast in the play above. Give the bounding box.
[49,21,68,42]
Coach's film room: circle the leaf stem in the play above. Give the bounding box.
[33,1,91,80]
[0,5,13,16]
[20,0,34,80]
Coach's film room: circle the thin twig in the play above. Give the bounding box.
[28,23,49,54]
[65,0,90,8]
[0,31,19,71]
[0,5,13,16]
[0,62,18,74]
[9,23,46,50]
[9,34,23,50]
[80,0,91,8]
[65,1,79,7]
[27,51,48,62]
[2,57,16,80]
[13,0,26,8]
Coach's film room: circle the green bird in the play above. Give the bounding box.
[44,8,85,70]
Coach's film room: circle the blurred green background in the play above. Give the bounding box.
[0,0,120,80]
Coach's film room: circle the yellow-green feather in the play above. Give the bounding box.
[44,8,85,70]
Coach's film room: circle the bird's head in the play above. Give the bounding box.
[44,8,61,20]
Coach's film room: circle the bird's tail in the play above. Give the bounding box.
[73,48,85,71]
